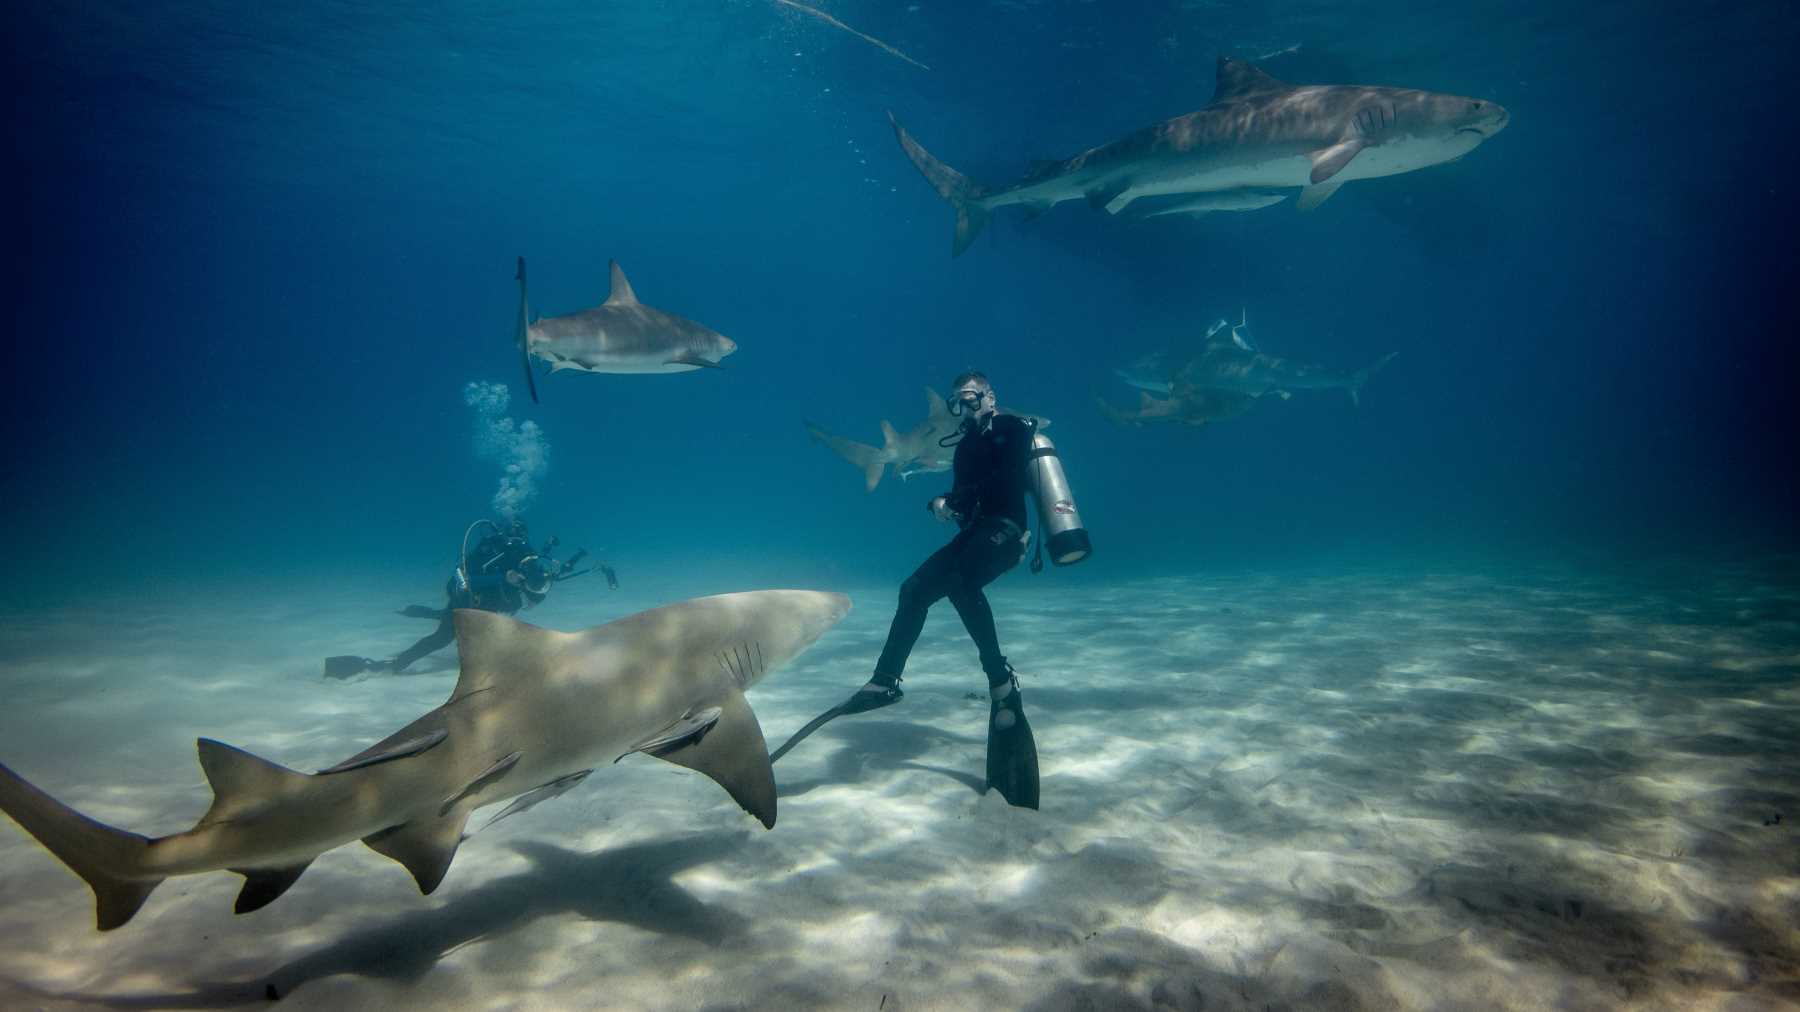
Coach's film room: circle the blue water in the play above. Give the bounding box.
[5,0,1795,606]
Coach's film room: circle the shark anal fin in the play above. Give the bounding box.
[231,860,315,914]
[1296,177,1345,211]
[363,809,471,894]
[1308,139,1365,184]
[316,728,448,775]
[665,351,722,369]
[439,751,522,816]
[626,706,724,760]
[645,689,777,829]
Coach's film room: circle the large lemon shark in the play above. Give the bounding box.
[0,590,850,930]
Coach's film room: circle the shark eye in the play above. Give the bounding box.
[1471,101,1484,111]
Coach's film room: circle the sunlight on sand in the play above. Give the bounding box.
[0,558,1796,1010]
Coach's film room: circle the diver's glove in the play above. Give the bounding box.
[928,496,961,523]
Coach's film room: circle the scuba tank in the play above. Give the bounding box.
[1026,428,1090,570]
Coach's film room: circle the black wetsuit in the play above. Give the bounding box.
[874,412,1035,688]
[390,535,538,673]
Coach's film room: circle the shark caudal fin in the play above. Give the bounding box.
[1349,351,1398,406]
[515,256,539,405]
[806,422,887,492]
[888,111,991,257]
[0,760,160,930]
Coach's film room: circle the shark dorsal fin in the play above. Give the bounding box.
[604,260,639,306]
[449,610,575,700]
[195,739,312,825]
[925,388,953,426]
[1213,57,1286,102]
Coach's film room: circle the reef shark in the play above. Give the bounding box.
[0,590,850,930]
[890,56,1509,255]
[514,257,737,403]
[806,389,1052,491]
[1120,313,1397,405]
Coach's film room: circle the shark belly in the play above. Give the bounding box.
[1122,152,1313,205]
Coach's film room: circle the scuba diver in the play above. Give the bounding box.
[774,370,1053,809]
[324,518,617,679]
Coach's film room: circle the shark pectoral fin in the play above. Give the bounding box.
[195,739,313,826]
[665,352,723,369]
[627,706,725,759]
[549,359,578,372]
[231,860,315,914]
[362,810,471,894]
[1308,139,1365,184]
[1086,180,1134,214]
[645,689,777,829]
[1296,177,1346,211]
[439,750,522,816]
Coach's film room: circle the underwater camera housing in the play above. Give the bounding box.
[1027,428,1090,567]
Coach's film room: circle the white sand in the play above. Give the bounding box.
[1,559,1796,1011]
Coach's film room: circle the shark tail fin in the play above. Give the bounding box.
[516,256,539,405]
[1350,351,1398,406]
[888,111,991,257]
[806,422,887,493]
[0,760,160,930]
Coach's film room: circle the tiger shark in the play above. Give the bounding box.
[890,56,1509,255]
[514,257,737,403]
[806,389,1052,491]
[1120,313,1397,405]
[0,590,850,930]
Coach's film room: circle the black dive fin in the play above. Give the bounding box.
[516,256,539,404]
[769,682,903,763]
[644,689,777,828]
[232,860,314,914]
[986,697,1040,810]
[323,655,383,680]
[768,703,849,764]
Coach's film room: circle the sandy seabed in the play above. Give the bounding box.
[0,557,1796,1011]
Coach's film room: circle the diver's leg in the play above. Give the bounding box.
[870,538,962,683]
[388,613,456,674]
[947,526,1038,808]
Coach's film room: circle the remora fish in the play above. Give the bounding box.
[1123,314,1397,405]
[515,257,738,403]
[1095,382,1265,428]
[890,56,1509,255]
[0,590,849,930]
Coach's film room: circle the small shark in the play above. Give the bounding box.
[805,388,957,492]
[0,590,850,930]
[515,257,737,403]
[806,389,1052,491]
[1122,314,1397,406]
[890,56,1509,255]
[1095,382,1266,428]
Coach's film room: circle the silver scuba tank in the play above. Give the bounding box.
[1027,429,1090,567]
